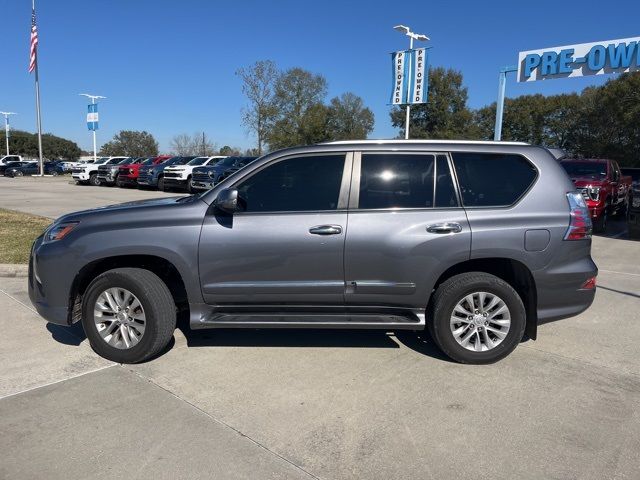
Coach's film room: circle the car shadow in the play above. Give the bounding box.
[46,321,86,346]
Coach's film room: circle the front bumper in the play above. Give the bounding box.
[117,174,138,185]
[137,173,156,186]
[163,177,188,187]
[72,171,90,181]
[97,173,117,183]
[28,236,76,325]
[191,179,214,190]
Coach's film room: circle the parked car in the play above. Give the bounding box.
[72,157,127,186]
[622,167,640,239]
[63,159,96,172]
[116,156,171,188]
[190,156,258,192]
[0,155,23,166]
[4,161,40,177]
[97,157,136,186]
[0,161,29,175]
[560,158,632,232]
[162,156,226,193]
[137,156,196,190]
[29,140,597,365]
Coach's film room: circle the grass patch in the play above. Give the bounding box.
[0,208,52,264]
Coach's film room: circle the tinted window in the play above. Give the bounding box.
[435,155,459,208]
[359,154,434,209]
[452,153,537,207]
[236,155,345,212]
[560,161,606,179]
[188,157,209,166]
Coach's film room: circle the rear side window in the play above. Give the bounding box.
[359,154,435,209]
[451,153,537,207]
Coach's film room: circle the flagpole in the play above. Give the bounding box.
[32,0,44,176]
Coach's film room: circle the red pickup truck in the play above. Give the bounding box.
[116,155,172,187]
[560,158,632,233]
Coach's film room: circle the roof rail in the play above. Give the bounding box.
[321,139,530,146]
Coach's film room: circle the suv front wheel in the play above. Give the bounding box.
[81,268,176,363]
[428,272,526,364]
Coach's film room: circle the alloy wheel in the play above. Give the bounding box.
[449,291,511,352]
[93,287,146,349]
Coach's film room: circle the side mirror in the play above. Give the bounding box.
[215,188,239,214]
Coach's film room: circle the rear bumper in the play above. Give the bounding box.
[534,250,598,324]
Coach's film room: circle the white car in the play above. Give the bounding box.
[0,155,24,165]
[162,156,226,192]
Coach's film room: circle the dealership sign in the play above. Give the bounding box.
[518,36,640,82]
[390,48,430,105]
[87,103,99,131]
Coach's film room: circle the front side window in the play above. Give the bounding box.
[453,152,537,207]
[358,153,435,209]
[235,154,345,213]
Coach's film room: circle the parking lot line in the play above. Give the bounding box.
[0,364,116,401]
[0,287,37,313]
[599,269,640,277]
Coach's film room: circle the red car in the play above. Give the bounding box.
[561,158,632,232]
[116,155,172,187]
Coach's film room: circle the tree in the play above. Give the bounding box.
[390,67,473,139]
[169,132,216,156]
[100,130,158,156]
[219,145,241,156]
[326,92,375,140]
[266,67,329,149]
[0,130,81,160]
[236,60,279,155]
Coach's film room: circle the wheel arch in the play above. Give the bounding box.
[430,257,538,340]
[68,254,189,324]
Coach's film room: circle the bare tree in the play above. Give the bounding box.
[236,60,279,155]
[170,133,216,156]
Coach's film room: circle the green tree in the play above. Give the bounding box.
[0,130,81,160]
[326,92,374,140]
[100,130,159,157]
[266,67,329,149]
[219,145,241,156]
[390,67,473,139]
[236,60,279,155]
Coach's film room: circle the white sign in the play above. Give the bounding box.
[410,48,428,104]
[391,51,408,105]
[518,37,640,82]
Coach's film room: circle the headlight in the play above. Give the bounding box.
[44,222,79,243]
[129,168,135,174]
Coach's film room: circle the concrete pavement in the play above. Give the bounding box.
[0,176,639,479]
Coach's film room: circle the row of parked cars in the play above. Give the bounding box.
[71,155,258,193]
[0,156,67,176]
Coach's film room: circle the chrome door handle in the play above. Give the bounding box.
[309,225,343,235]
[427,222,462,234]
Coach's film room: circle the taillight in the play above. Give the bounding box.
[580,277,597,289]
[564,192,592,240]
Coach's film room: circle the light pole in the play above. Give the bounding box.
[79,93,106,160]
[393,25,429,139]
[0,111,17,156]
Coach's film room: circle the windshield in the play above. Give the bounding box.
[187,157,209,166]
[215,157,239,168]
[173,157,194,165]
[561,162,607,179]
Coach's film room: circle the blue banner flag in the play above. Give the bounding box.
[87,103,99,131]
[390,48,430,105]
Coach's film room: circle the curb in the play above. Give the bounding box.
[0,264,29,278]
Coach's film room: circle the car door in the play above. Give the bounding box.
[344,151,471,308]
[198,152,352,305]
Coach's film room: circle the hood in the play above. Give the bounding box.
[56,195,196,223]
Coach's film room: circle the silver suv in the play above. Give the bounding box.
[29,140,597,364]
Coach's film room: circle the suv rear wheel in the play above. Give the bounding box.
[81,268,176,363]
[428,272,526,364]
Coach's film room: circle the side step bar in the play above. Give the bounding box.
[191,310,425,330]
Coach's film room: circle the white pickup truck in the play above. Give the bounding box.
[162,156,226,192]
[0,155,24,165]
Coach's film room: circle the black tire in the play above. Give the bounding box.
[593,209,607,233]
[116,177,125,188]
[157,175,165,191]
[427,272,526,364]
[15,171,24,177]
[187,176,194,194]
[89,173,101,186]
[51,171,59,176]
[81,268,176,363]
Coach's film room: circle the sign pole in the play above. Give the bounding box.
[404,37,414,139]
[92,98,97,161]
[32,0,44,175]
[0,112,17,155]
[493,65,517,141]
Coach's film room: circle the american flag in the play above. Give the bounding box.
[29,7,38,73]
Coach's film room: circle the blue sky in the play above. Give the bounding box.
[1,0,638,153]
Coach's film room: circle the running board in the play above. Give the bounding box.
[191,310,425,330]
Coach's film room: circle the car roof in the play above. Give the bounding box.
[561,158,609,163]
[322,139,529,146]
